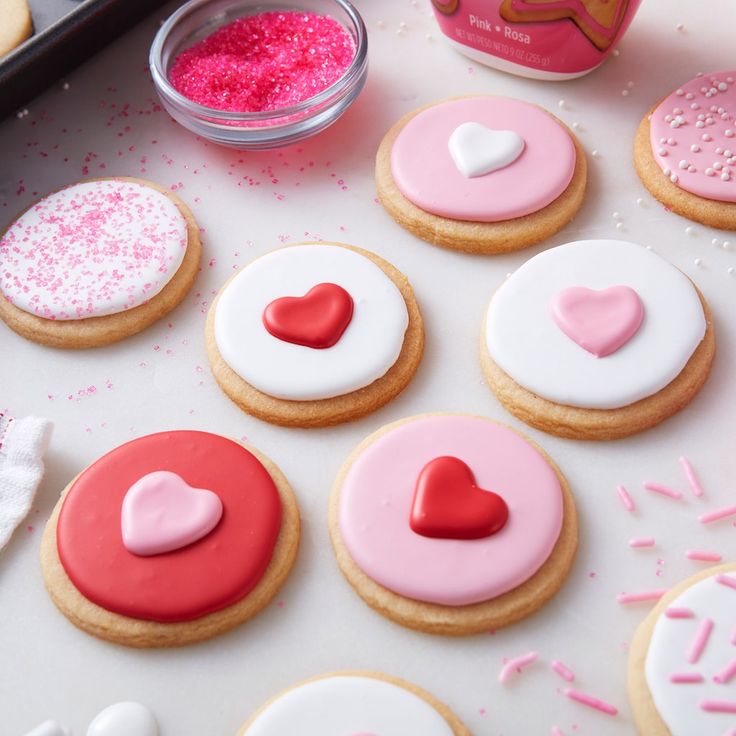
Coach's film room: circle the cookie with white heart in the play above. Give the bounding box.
[236,671,470,735]
[328,413,578,635]
[481,239,715,440]
[40,430,300,647]
[205,242,424,428]
[375,96,587,254]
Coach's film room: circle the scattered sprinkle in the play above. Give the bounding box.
[644,482,683,500]
[563,688,618,716]
[617,484,636,512]
[498,651,539,684]
[685,550,722,562]
[629,537,655,548]
[699,505,736,524]
[551,660,575,682]
[617,589,668,604]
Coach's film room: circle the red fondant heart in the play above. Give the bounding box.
[262,282,354,349]
[410,456,509,540]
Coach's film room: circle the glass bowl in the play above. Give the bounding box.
[149,0,368,149]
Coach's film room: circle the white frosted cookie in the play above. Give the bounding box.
[482,240,715,439]
[237,672,470,735]
[206,243,424,427]
[629,564,736,736]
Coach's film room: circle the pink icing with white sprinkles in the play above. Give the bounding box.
[0,180,188,320]
[650,71,736,202]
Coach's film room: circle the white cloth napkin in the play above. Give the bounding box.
[0,414,53,551]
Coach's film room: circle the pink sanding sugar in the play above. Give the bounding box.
[168,11,355,112]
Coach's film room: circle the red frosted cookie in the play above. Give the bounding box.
[40,430,300,647]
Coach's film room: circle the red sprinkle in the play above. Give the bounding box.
[168,12,355,112]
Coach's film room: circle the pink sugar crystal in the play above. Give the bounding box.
[169,11,355,112]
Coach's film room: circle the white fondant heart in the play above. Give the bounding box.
[121,471,223,556]
[87,702,158,736]
[448,122,525,178]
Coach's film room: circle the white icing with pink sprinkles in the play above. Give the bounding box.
[0,180,188,320]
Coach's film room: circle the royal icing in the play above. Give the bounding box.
[448,122,525,178]
[485,240,706,409]
[650,71,736,202]
[57,431,282,623]
[121,471,223,557]
[551,285,644,358]
[214,245,409,401]
[645,572,736,735]
[410,456,509,539]
[86,702,158,736]
[243,675,454,735]
[262,282,354,349]
[390,97,575,222]
[0,180,188,320]
[338,415,563,606]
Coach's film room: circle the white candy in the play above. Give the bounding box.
[86,703,158,736]
[24,722,71,736]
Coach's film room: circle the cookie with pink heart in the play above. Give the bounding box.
[482,239,715,440]
[375,96,587,254]
[40,430,300,647]
[329,413,578,635]
[206,242,424,428]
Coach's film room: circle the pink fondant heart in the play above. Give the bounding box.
[121,471,223,556]
[551,285,644,358]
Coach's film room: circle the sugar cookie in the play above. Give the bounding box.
[628,564,736,736]
[635,70,736,230]
[376,96,587,254]
[40,430,299,647]
[0,178,201,348]
[482,240,715,440]
[206,243,424,428]
[236,671,470,735]
[329,413,577,635]
[0,0,32,57]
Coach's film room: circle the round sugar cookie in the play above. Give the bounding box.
[40,430,300,648]
[236,671,470,735]
[375,96,587,254]
[0,0,32,57]
[0,177,201,348]
[635,70,736,229]
[206,242,424,428]
[628,564,736,736]
[329,413,578,635]
[482,240,715,440]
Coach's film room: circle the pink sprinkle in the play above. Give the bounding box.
[669,672,704,684]
[498,651,538,683]
[679,456,705,497]
[617,589,668,604]
[714,660,736,684]
[665,607,694,619]
[699,504,736,524]
[168,12,356,113]
[617,484,635,512]
[629,537,655,548]
[716,574,736,591]
[644,481,683,500]
[563,688,618,716]
[686,549,722,562]
[551,660,575,682]
[551,728,565,736]
[688,618,714,664]
[700,700,736,713]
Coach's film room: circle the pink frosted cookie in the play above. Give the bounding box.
[628,564,736,736]
[0,177,201,348]
[328,413,578,635]
[635,71,736,229]
[375,96,587,254]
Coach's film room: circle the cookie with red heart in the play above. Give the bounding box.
[206,243,424,428]
[329,413,578,635]
[375,96,587,254]
[40,430,300,647]
[482,239,715,440]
